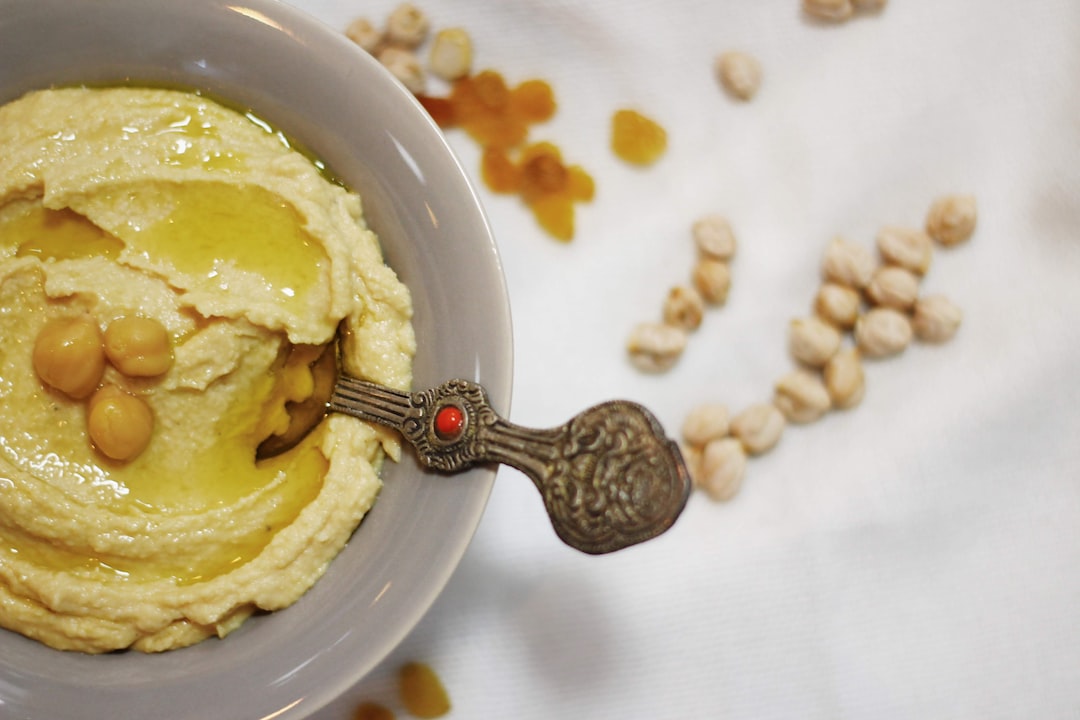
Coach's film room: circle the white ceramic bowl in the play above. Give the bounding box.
[0,1,512,718]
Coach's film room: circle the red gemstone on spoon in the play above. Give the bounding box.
[434,404,465,440]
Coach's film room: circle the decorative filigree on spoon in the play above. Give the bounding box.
[258,346,691,555]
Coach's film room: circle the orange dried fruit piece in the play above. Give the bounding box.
[611,108,667,166]
[528,193,575,243]
[446,72,528,148]
[398,662,451,719]
[519,142,569,201]
[509,79,556,123]
[466,113,528,149]
[470,69,510,111]
[353,701,394,720]
[417,95,456,127]
[481,147,521,193]
[567,165,595,202]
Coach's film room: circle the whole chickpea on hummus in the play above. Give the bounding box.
[0,87,414,653]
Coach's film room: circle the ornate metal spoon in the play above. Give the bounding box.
[257,346,691,555]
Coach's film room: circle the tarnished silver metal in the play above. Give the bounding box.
[329,377,692,555]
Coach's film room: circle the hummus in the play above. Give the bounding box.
[0,87,415,653]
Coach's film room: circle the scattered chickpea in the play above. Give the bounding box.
[626,322,688,373]
[663,286,706,331]
[700,437,747,501]
[378,46,426,95]
[87,385,154,462]
[912,295,963,343]
[682,403,730,447]
[855,307,913,358]
[385,3,430,49]
[823,347,865,409]
[813,282,861,329]
[876,225,932,275]
[854,0,888,9]
[715,51,762,101]
[33,316,106,400]
[345,17,383,54]
[788,316,842,367]
[692,258,732,305]
[802,0,855,22]
[730,403,785,455]
[104,316,173,377]
[822,236,875,289]
[428,28,473,81]
[926,194,977,247]
[692,214,737,261]
[865,265,920,311]
[774,370,831,424]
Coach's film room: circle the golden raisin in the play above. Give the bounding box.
[417,68,590,241]
[509,79,556,122]
[520,150,569,202]
[529,194,575,243]
[481,147,521,193]
[471,69,510,110]
[417,95,456,127]
[567,166,595,202]
[353,701,395,720]
[611,108,668,166]
[398,662,451,719]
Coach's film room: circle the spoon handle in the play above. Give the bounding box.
[330,377,692,554]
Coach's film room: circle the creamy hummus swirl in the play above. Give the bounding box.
[0,87,414,653]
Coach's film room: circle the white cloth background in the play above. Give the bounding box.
[285,1,1080,717]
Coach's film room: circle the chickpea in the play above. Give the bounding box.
[33,316,106,399]
[730,403,785,455]
[663,285,706,331]
[822,236,875,289]
[345,18,383,54]
[682,403,730,448]
[385,3,429,49]
[715,51,762,101]
[824,347,865,409]
[87,385,154,461]
[774,369,831,424]
[429,28,473,81]
[788,316,842,367]
[814,282,861,329]
[692,214,737,261]
[378,46,426,95]
[855,307,913,358]
[803,0,854,21]
[699,437,747,502]
[865,265,920,311]
[926,194,977,247]
[626,322,688,373]
[692,258,732,305]
[104,316,174,377]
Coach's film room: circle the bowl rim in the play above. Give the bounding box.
[0,0,513,717]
